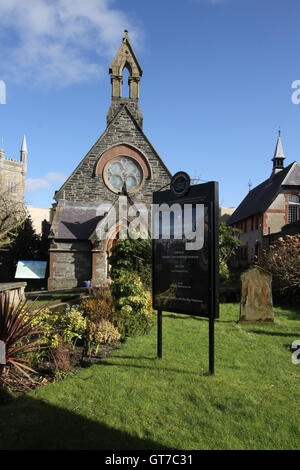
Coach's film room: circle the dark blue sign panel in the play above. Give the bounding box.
[152,182,219,319]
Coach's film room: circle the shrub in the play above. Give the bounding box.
[80,289,115,323]
[219,259,230,283]
[50,339,76,375]
[59,305,87,345]
[110,272,154,339]
[219,222,241,283]
[30,304,87,350]
[85,319,121,355]
[28,306,60,349]
[108,238,152,289]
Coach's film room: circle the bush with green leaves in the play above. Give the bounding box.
[110,272,153,339]
[108,238,152,289]
[59,305,87,344]
[30,304,87,350]
[219,222,242,283]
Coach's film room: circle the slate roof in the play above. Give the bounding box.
[227,161,300,225]
[50,201,109,240]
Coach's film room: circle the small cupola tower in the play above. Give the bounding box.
[271,130,285,176]
[107,30,143,127]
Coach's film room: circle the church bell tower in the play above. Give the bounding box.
[107,30,143,128]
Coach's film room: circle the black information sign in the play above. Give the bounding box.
[152,179,219,374]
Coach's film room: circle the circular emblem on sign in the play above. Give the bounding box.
[170,171,191,197]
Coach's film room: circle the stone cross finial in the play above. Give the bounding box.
[123,29,129,42]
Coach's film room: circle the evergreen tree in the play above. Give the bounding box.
[0,216,49,281]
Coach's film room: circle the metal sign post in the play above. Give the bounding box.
[152,175,219,375]
[157,310,162,360]
[209,316,215,376]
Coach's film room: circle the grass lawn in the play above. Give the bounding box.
[0,303,299,450]
[26,292,83,307]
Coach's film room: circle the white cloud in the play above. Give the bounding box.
[26,171,66,193]
[26,178,51,193]
[44,172,67,182]
[0,0,144,87]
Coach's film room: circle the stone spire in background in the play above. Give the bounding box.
[20,134,27,175]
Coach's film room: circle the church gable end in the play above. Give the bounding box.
[56,104,171,203]
[48,31,171,290]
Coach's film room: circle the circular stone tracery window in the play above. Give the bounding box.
[103,156,144,194]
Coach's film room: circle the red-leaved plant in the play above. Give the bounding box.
[0,291,46,391]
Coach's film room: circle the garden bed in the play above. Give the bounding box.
[0,340,121,403]
[0,273,153,400]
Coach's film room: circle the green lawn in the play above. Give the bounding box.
[26,292,83,307]
[0,303,299,450]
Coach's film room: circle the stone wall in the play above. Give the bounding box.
[0,282,27,305]
[48,241,92,290]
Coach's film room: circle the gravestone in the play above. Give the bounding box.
[239,265,274,323]
[0,340,5,365]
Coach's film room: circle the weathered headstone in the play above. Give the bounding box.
[0,340,6,365]
[239,265,274,323]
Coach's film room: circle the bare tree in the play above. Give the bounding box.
[261,234,300,294]
[0,190,26,251]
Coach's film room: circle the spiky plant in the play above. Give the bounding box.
[0,291,46,391]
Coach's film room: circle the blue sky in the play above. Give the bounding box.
[0,0,300,209]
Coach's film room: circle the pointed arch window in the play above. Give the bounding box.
[121,65,130,98]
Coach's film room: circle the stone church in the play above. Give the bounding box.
[48,31,172,290]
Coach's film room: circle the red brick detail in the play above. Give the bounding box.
[49,252,56,278]
[266,209,285,214]
[262,213,268,235]
[95,144,151,179]
[91,251,100,282]
[284,194,289,224]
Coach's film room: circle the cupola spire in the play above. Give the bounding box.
[271,129,285,175]
[20,134,27,174]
